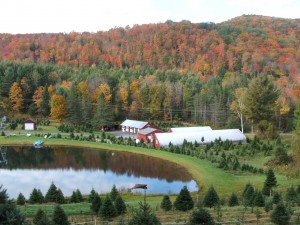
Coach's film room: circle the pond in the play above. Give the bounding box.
[0,146,198,198]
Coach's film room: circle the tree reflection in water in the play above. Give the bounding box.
[1,146,198,198]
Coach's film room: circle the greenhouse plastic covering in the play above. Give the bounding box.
[169,126,212,133]
[155,129,246,147]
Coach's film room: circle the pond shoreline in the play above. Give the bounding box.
[2,136,297,195]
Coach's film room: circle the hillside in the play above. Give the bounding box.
[0,15,299,77]
[0,15,299,133]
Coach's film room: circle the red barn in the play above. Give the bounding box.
[137,127,162,143]
[121,119,156,133]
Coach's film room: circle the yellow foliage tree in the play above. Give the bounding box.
[118,81,129,112]
[99,83,112,104]
[50,95,68,121]
[9,82,23,113]
[33,86,44,113]
[130,80,139,94]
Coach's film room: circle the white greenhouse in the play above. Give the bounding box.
[155,129,246,148]
[169,126,212,133]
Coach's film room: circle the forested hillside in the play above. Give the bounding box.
[0,15,299,132]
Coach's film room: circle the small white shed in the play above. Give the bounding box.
[24,119,37,130]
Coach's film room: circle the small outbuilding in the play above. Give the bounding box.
[137,127,162,143]
[121,119,155,133]
[24,119,37,131]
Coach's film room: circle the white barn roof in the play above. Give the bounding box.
[121,119,148,129]
[156,129,246,147]
[138,127,159,135]
[170,126,212,133]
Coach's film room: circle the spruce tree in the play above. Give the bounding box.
[99,195,117,219]
[52,204,70,225]
[160,195,172,211]
[243,184,255,207]
[228,192,239,207]
[263,170,277,196]
[110,185,119,202]
[273,192,282,204]
[115,194,126,215]
[0,185,26,225]
[37,189,45,203]
[40,84,50,116]
[271,202,290,225]
[16,193,26,205]
[91,194,102,214]
[88,188,97,203]
[70,191,78,203]
[174,186,194,211]
[244,74,279,124]
[45,182,58,202]
[75,189,83,202]
[33,208,50,225]
[92,93,114,130]
[254,191,265,207]
[128,201,161,225]
[286,186,297,205]
[56,188,65,204]
[29,188,41,204]
[189,208,215,225]
[203,186,220,208]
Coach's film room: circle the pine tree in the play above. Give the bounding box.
[203,186,220,208]
[67,86,82,125]
[92,93,114,130]
[254,191,265,207]
[263,170,277,196]
[286,186,297,204]
[189,208,215,225]
[128,201,161,225]
[52,204,70,225]
[0,185,26,224]
[33,208,50,225]
[40,84,50,116]
[228,192,239,207]
[45,182,58,202]
[16,193,26,205]
[91,194,102,214]
[243,183,255,207]
[70,191,78,203]
[273,192,282,204]
[271,202,290,225]
[160,195,172,211]
[75,189,83,202]
[174,186,194,211]
[56,188,65,204]
[244,75,279,124]
[99,195,117,219]
[110,185,119,202]
[292,99,300,175]
[88,188,97,203]
[115,194,126,215]
[29,188,41,204]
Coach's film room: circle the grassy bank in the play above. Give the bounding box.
[1,135,298,196]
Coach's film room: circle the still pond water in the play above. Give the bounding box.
[0,146,198,198]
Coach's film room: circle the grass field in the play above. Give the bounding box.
[1,125,299,224]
